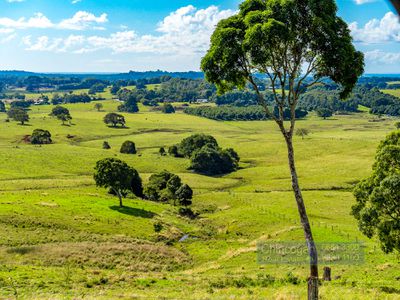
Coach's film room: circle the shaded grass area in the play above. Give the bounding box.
[0,96,399,298]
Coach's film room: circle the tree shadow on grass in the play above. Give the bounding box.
[109,205,156,218]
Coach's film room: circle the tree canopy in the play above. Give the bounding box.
[352,131,400,253]
[94,158,143,207]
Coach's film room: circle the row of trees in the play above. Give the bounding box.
[184,106,308,121]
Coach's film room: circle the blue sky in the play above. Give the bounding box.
[0,0,398,73]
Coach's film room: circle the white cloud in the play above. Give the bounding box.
[6,0,25,2]
[349,12,400,43]
[0,33,16,44]
[59,11,108,30]
[20,5,235,56]
[0,11,107,31]
[23,34,84,52]
[353,0,377,4]
[71,0,82,4]
[365,50,400,64]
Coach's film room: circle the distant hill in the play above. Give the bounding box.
[0,70,204,80]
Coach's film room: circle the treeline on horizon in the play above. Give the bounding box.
[0,73,400,120]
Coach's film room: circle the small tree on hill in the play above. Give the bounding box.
[352,131,400,254]
[104,113,126,128]
[395,121,400,129]
[120,141,136,154]
[0,101,5,112]
[50,106,72,125]
[7,108,29,125]
[94,158,142,207]
[30,129,52,144]
[94,103,103,111]
[296,128,310,140]
[316,108,333,120]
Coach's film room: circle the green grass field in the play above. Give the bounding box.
[0,93,399,299]
[382,89,400,98]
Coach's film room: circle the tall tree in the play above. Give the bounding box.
[201,1,364,298]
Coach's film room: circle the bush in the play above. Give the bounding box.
[168,145,182,157]
[159,147,166,156]
[395,121,400,129]
[190,145,240,175]
[7,107,29,125]
[30,129,52,144]
[120,141,136,154]
[179,134,218,158]
[143,171,193,206]
[161,103,175,114]
[103,141,111,149]
[0,101,5,112]
[316,108,333,119]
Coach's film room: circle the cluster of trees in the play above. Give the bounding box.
[143,171,193,207]
[94,158,194,216]
[352,131,400,253]
[298,86,400,116]
[52,93,92,105]
[168,134,240,175]
[184,106,308,121]
[117,89,139,113]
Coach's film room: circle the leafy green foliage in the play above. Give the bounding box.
[178,134,219,158]
[316,108,333,119]
[352,131,400,253]
[117,90,139,113]
[50,106,72,125]
[190,144,240,175]
[184,105,308,121]
[120,141,136,154]
[94,158,143,207]
[0,101,5,112]
[161,103,175,114]
[295,128,310,140]
[143,171,192,206]
[102,141,111,149]
[94,103,103,111]
[51,93,91,105]
[103,113,126,128]
[30,129,52,145]
[7,107,29,125]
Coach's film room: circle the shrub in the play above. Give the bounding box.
[159,147,166,156]
[179,134,218,158]
[0,101,5,112]
[190,145,240,175]
[168,145,181,157]
[30,129,52,144]
[161,103,175,114]
[395,121,400,129]
[120,141,136,154]
[144,171,193,206]
[103,141,111,149]
[296,128,310,139]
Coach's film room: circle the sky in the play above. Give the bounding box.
[0,0,398,73]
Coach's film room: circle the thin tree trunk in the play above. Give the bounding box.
[284,135,319,300]
[116,190,123,207]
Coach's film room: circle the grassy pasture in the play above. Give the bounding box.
[0,95,399,299]
[381,89,400,98]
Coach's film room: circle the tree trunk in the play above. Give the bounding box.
[285,135,319,300]
[116,190,123,207]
